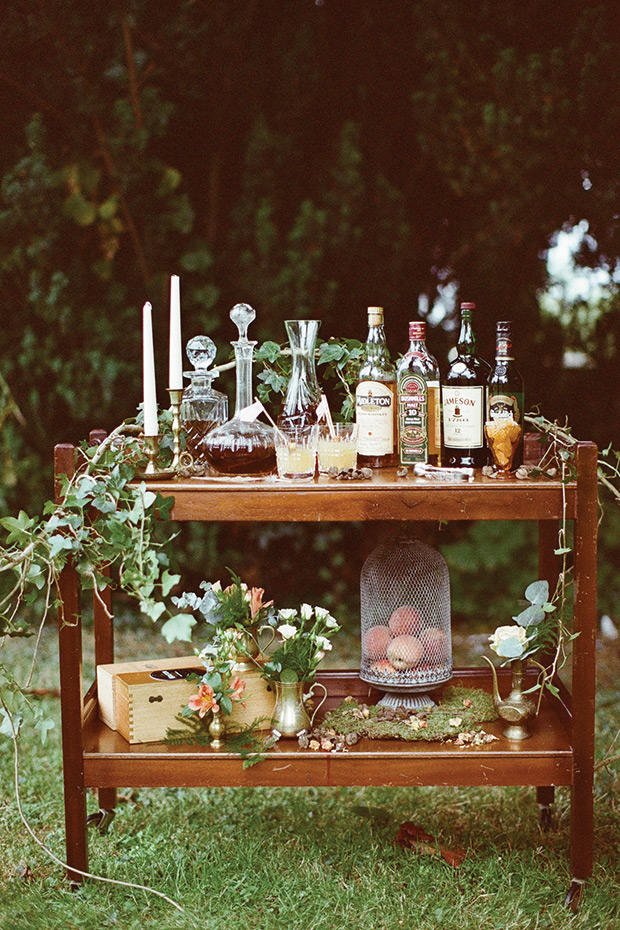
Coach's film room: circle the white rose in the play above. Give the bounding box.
[277,623,297,640]
[316,635,333,651]
[489,625,528,658]
[316,651,325,662]
[300,603,313,621]
[314,606,329,620]
[278,608,297,621]
[211,580,222,593]
[324,615,338,629]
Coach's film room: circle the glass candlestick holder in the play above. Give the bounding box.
[167,388,184,470]
[135,435,176,480]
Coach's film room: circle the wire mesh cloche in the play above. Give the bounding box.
[360,538,452,708]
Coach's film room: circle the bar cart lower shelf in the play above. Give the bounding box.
[55,439,598,911]
[82,669,573,789]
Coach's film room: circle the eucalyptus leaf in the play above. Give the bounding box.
[513,605,545,627]
[524,580,549,605]
[495,637,526,658]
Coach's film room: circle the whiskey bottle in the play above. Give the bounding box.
[355,306,397,468]
[441,302,490,468]
[396,321,441,465]
[487,320,524,468]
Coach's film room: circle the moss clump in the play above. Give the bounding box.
[319,686,497,742]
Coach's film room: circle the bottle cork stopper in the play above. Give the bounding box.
[368,306,384,325]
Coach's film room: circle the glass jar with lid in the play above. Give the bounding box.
[180,335,228,468]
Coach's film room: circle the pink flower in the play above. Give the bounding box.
[229,676,246,702]
[188,683,218,718]
[249,586,273,619]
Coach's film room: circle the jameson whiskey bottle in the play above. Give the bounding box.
[397,321,441,465]
[356,306,397,468]
[487,320,524,468]
[441,302,490,468]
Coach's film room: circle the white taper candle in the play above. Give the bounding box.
[142,301,159,436]
[168,274,183,390]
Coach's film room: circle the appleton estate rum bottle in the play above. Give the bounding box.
[441,302,490,468]
[487,320,525,468]
[355,306,397,468]
[396,321,441,465]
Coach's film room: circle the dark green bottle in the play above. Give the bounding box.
[441,302,491,467]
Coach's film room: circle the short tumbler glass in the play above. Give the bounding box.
[317,422,358,473]
[274,425,318,479]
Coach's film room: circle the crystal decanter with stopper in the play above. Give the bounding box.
[180,335,228,467]
[278,319,322,428]
[204,304,276,476]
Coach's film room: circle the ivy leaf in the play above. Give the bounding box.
[318,343,346,364]
[255,341,282,363]
[554,547,571,556]
[161,613,197,643]
[257,368,288,394]
[140,600,166,622]
[161,570,181,597]
[47,534,76,559]
[524,580,549,605]
[34,716,55,745]
[513,605,545,627]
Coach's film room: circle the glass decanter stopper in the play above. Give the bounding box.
[204,303,276,476]
[278,319,322,428]
[180,336,228,466]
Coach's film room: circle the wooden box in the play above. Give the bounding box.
[97,656,204,744]
[97,656,276,744]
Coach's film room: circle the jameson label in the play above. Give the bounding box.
[356,380,394,455]
[442,385,485,449]
[427,382,441,456]
[398,373,428,464]
[487,391,524,424]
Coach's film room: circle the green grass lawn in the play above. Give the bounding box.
[0,626,618,930]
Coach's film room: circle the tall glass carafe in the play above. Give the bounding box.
[204,304,276,476]
[180,335,228,467]
[278,319,322,429]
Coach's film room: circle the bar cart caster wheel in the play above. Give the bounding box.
[87,808,116,836]
[564,879,584,912]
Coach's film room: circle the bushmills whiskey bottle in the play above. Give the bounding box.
[441,302,490,468]
[356,306,397,468]
[396,321,441,465]
[487,320,524,468]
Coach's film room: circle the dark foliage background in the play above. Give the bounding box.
[1,0,618,625]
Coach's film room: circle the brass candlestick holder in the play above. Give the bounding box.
[168,387,184,470]
[136,434,176,480]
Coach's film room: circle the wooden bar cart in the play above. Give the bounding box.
[55,439,598,907]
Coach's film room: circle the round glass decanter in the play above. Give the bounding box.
[180,336,228,467]
[204,304,276,476]
[278,319,322,428]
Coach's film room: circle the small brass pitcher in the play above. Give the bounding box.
[483,656,536,740]
[271,680,327,738]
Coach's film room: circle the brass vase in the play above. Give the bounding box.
[271,680,327,738]
[483,656,536,740]
[208,709,225,749]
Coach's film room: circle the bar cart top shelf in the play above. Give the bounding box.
[141,466,577,522]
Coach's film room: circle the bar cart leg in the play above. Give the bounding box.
[55,443,88,885]
[88,430,118,824]
[536,786,555,831]
[565,443,598,910]
[537,521,560,833]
